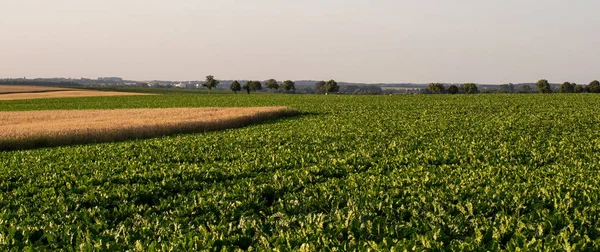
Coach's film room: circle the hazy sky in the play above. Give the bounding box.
[1,0,599,84]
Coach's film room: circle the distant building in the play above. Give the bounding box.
[174,81,199,88]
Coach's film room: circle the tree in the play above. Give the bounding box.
[574,84,584,93]
[281,80,296,92]
[588,80,600,93]
[315,81,326,94]
[428,83,445,94]
[518,85,533,93]
[560,82,576,93]
[324,79,340,94]
[536,79,552,93]
[499,83,515,93]
[230,80,241,94]
[447,85,459,94]
[461,83,478,94]
[250,81,263,92]
[242,81,251,94]
[264,79,279,92]
[202,75,220,92]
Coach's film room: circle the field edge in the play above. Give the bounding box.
[0,107,298,151]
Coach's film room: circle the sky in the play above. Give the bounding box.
[1,0,599,84]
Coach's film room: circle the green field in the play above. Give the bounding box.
[1,94,600,250]
[78,86,234,95]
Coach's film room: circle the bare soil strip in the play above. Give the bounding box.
[0,107,295,150]
[0,85,152,100]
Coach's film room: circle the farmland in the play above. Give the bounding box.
[0,107,294,151]
[0,85,152,100]
[0,85,75,94]
[1,94,600,250]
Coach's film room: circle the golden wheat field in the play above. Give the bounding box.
[0,85,152,100]
[0,107,294,150]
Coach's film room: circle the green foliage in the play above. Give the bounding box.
[324,80,340,94]
[2,94,600,250]
[428,83,445,94]
[0,78,82,87]
[242,81,251,94]
[536,79,552,93]
[574,84,584,93]
[588,80,600,93]
[201,75,220,91]
[518,85,533,93]
[250,81,263,91]
[499,83,515,93]
[560,82,575,93]
[314,81,326,94]
[339,85,383,95]
[230,80,242,94]
[241,81,262,94]
[81,86,231,94]
[264,79,279,91]
[281,80,296,92]
[462,83,479,94]
[448,85,459,94]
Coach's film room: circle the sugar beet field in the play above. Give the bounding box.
[1,94,600,250]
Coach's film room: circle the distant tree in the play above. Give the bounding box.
[264,79,279,92]
[340,85,383,95]
[202,75,220,92]
[499,83,515,93]
[419,88,432,94]
[574,84,584,93]
[324,79,340,94]
[588,80,600,93]
[242,81,251,94]
[250,81,263,92]
[281,80,296,92]
[518,85,533,93]
[461,83,478,94]
[359,86,383,95]
[536,79,552,93]
[230,80,241,94]
[560,82,575,93]
[314,81,326,94]
[428,83,445,94]
[448,85,459,94]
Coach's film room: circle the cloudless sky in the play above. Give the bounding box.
[1,0,599,83]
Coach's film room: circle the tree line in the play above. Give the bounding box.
[425,83,479,94]
[198,76,341,95]
[194,76,600,95]
[425,80,600,94]
[197,76,296,94]
[0,79,82,87]
[536,79,600,93]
